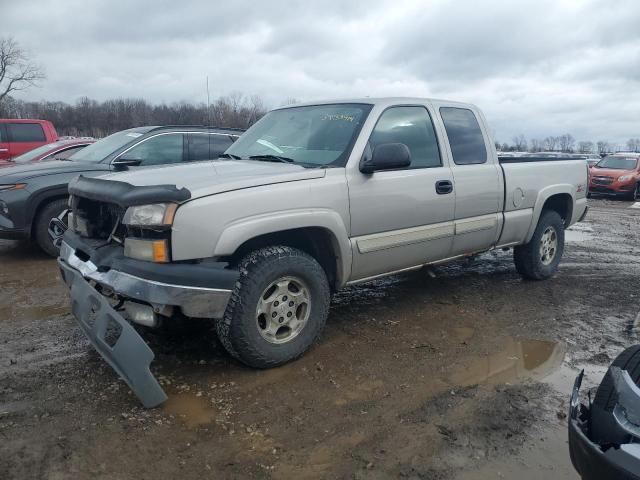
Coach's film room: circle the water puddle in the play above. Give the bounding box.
[565,225,594,243]
[447,338,566,388]
[161,392,216,428]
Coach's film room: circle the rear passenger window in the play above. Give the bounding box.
[8,123,46,142]
[440,108,487,165]
[211,135,235,158]
[369,106,441,168]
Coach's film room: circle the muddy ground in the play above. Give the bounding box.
[1,198,639,480]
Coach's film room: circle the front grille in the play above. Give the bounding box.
[73,197,126,240]
[591,176,613,185]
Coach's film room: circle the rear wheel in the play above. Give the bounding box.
[33,198,68,257]
[591,345,640,445]
[514,209,565,280]
[216,246,330,368]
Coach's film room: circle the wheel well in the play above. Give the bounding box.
[227,227,340,291]
[542,193,573,226]
[31,194,68,238]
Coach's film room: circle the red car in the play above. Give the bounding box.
[0,119,58,163]
[0,138,94,168]
[589,153,640,200]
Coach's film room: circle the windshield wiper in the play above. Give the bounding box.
[248,154,295,164]
[218,153,242,159]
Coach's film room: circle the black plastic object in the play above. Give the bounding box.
[68,175,191,207]
[58,261,167,408]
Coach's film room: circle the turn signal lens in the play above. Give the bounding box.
[124,238,169,263]
[0,183,27,191]
[152,240,169,263]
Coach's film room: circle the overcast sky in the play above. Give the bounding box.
[3,0,639,145]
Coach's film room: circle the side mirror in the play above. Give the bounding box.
[112,154,142,169]
[360,143,411,174]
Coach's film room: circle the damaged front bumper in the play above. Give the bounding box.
[58,232,239,407]
[58,262,167,407]
[569,371,640,480]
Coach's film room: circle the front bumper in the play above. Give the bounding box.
[58,261,167,407]
[588,182,635,196]
[59,234,237,319]
[569,371,640,480]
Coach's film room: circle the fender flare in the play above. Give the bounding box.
[524,184,575,243]
[214,208,352,287]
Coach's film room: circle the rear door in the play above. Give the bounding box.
[438,107,502,256]
[7,122,48,158]
[0,124,9,161]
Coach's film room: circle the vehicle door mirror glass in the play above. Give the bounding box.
[360,143,411,174]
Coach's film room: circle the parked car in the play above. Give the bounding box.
[0,138,95,167]
[588,153,640,200]
[55,97,589,407]
[576,153,602,167]
[0,119,58,163]
[570,345,640,479]
[0,125,242,255]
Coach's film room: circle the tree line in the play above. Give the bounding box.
[0,93,269,138]
[499,134,640,154]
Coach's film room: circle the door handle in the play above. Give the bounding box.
[0,148,8,152]
[435,180,453,195]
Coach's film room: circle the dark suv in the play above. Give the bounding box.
[0,125,242,255]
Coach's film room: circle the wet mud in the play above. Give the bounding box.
[1,198,639,479]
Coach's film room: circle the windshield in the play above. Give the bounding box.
[12,142,68,163]
[225,103,373,167]
[69,129,143,163]
[596,156,638,170]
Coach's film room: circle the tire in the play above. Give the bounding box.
[33,198,68,257]
[631,183,640,201]
[215,246,330,368]
[513,209,565,280]
[591,345,640,445]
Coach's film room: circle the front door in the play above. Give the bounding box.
[347,105,455,281]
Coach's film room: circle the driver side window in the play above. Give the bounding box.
[369,106,441,169]
[125,133,185,166]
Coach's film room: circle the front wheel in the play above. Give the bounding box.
[514,210,565,280]
[33,198,68,257]
[631,183,640,201]
[216,246,330,368]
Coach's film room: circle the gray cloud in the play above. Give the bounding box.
[3,0,640,146]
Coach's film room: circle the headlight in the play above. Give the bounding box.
[122,203,177,227]
[0,183,27,191]
[618,175,632,182]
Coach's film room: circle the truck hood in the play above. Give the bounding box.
[97,160,327,199]
[0,160,107,182]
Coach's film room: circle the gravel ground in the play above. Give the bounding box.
[1,197,639,479]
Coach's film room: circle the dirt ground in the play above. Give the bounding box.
[1,198,639,480]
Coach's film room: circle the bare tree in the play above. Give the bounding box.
[0,37,45,105]
[578,141,594,154]
[512,134,527,151]
[557,134,575,153]
[596,140,610,155]
[626,138,640,152]
[529,138,542,152]
[544,136,558,151]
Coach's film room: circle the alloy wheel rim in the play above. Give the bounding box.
[540,226,558,265]
[256,276,311,344]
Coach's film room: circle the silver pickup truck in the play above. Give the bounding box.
[56,98,588,406]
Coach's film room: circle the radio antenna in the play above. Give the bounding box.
[206,75,211,126]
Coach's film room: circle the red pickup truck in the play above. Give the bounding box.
[0,119,58,163]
